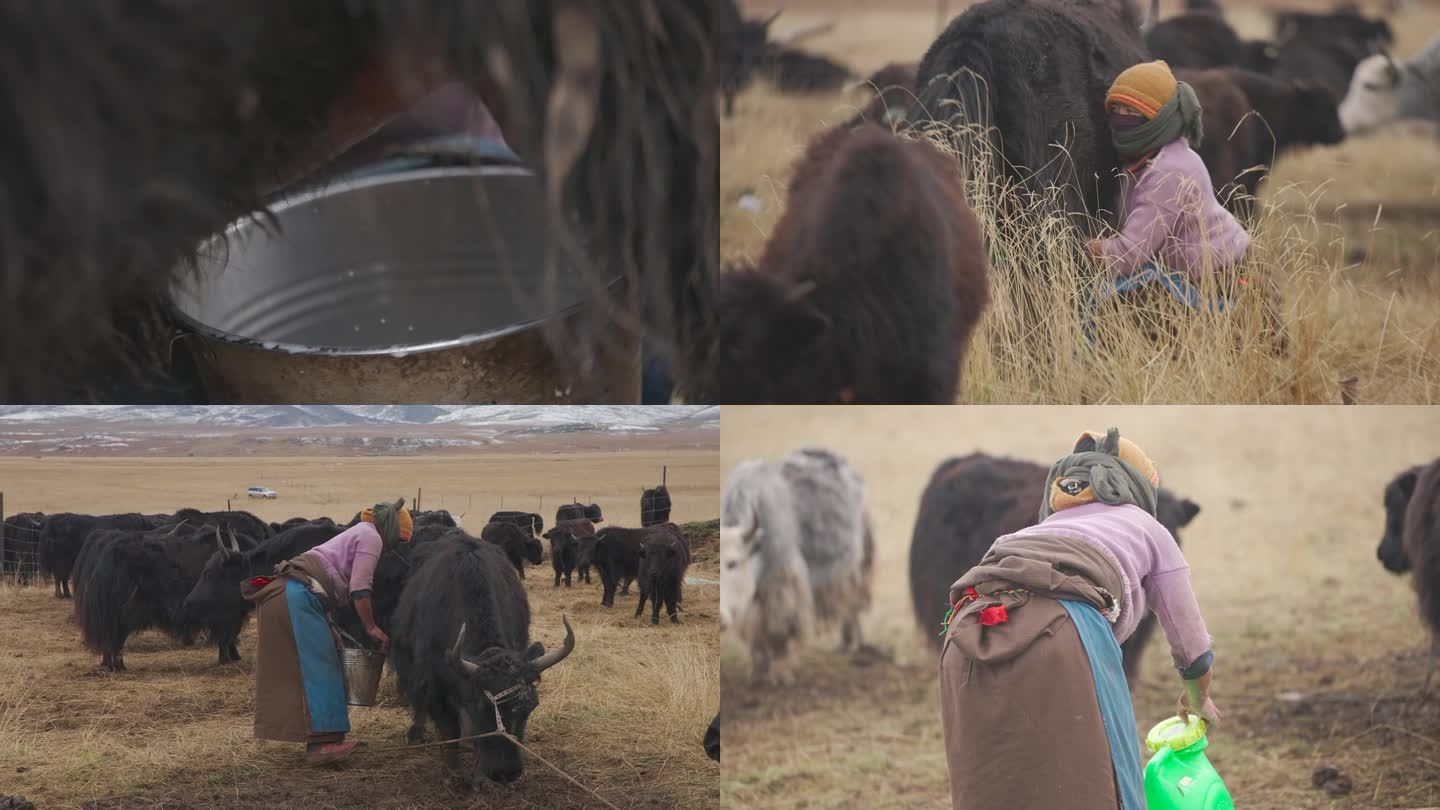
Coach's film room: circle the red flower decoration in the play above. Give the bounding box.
[248,576,274,588]
[964,587,979,599]
[978,604,1009,626]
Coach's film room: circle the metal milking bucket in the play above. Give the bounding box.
[171,163,639,403]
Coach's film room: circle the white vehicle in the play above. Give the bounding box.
[246,486,278,500]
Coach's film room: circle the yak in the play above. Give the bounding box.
[1339,37,1440,135]
[641,484,673,527]
[850,62,919,129]
[2,512,45,585]
[180,521,345,661]
[1271,9,1393,102]
[392,535,576,787]
[705,713,721,761]
[543,518,595,587]
[705,121,988,404]
[77,525,258,671]
[163,508,273,541]
[38,512,156,598]
[480,521,544,577]
[636,528,690,625]
[907,452,1202,683]
[555,502,604,525]
[0,2,719,405]
[487,511,544,536]
[1376,459,1440,691]
[587,526,683,608]
[718,5,780,116]
[268,516,337,534]
[721,447,876,684]
[1178,67,1343,220]
[911,0,1156,230]
[1146,12,1246,69]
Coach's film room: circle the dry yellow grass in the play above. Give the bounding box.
[722,1,1440,404]
[0,444,720,809]
[720,405,1440,809]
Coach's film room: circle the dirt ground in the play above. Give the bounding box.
[0,442,720,809]
[720,406,1440,809]
[723,0,1440,404]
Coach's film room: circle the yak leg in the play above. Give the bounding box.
[620,575,633,596]
[635,586,648,619]
[61,577,72,598]
[651,585,662,625]
[666,587,680,624]
[407,706,428,744]
[554,567,562,588]
[430,702,467,785]
[1421,635,1439,704]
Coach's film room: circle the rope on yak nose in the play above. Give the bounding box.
[349,691,619,809]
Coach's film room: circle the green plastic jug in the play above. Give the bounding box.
[1143,715,1235,810]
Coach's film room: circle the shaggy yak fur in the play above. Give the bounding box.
[2,512,46,584]
[907,452,1203,683]
[641,484,673,527]
[0,2,719,404]
[480,521,544,577]
[392,535,574,786]
[76,526,259,670]
[910,0,1154,230]
[38,512,156,598]
[162,508,274,541]
[543,518,595,587]
[636,527,691,624]
[705,122,989,404]
[720,447,876,684]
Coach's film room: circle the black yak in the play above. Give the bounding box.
[77,525,258,671]
[850,62,919,129]
[718,5,779,116]
[1271,9,1393,101]
[907,452,1201,683]
[163,509,273,541]
[1376,459,1440,691]
[641,485,673,527]
[1178,68,1343,220]
[488,511,544,536]
[268,516,336,534]
[555,502,604,525]
[636,528,690,625]
[705,122,989,404]
[480,521,543,577]
[587,526,682,608]
[543,519,595,587]
[392,535,576,787]
[0,2,719,404]
[1146,13,1247,69]
[911,0,1155,229]
[180,522,345,661]
[38,512,155,598]
[2,512,45,585]
[705,714,721,761]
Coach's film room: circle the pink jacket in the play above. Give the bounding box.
[994,501,1213,670]
[307,522,384,605]
[1101,138,1251,280]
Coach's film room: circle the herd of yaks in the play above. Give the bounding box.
[2,480,725,782]
[712,0,1440,405]
[721,447,1440,692]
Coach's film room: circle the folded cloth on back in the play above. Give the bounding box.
[944,534,1127,663]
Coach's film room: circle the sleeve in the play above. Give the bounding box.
[347,523,384,596]
[1146,567,1214,675]
[1100,166,1187,279]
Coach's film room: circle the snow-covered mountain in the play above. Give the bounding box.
[0,405,719,432]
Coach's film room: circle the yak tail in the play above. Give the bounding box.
[78,538,135,656]
[37,531,54,579]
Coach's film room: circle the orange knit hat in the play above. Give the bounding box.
[1105,61,1178,119]
[362,501,414,542]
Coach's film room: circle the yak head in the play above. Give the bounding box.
[182,527,247,613]
[1339,53,1404,136]
[1154,490,1202,549]
[524,536,544,566]
[543,526,576,558]
[719,524,763,631]
[638,539,681,579]
[583,504,604,524]
[1378,467,1419,573]
[446,616,576,784]
[574,533,599,570]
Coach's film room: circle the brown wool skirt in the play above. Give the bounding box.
[939,594,1120,810]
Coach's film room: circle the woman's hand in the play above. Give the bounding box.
[1178,672,1222,729]
[1085,239,1105,261]
[366,624,390,652]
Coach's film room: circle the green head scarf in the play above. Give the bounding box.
[1039,428,1159,521]
[1111,81,1204,161]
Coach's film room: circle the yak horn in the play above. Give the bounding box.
[772,18,834,46]
[451,623,480,676]
[1139,0,1159,35]
[760,9,783,28]
[228,528,241,554]
[531,614,576,672]
[168,519,188,536]
[214,526,226,552]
